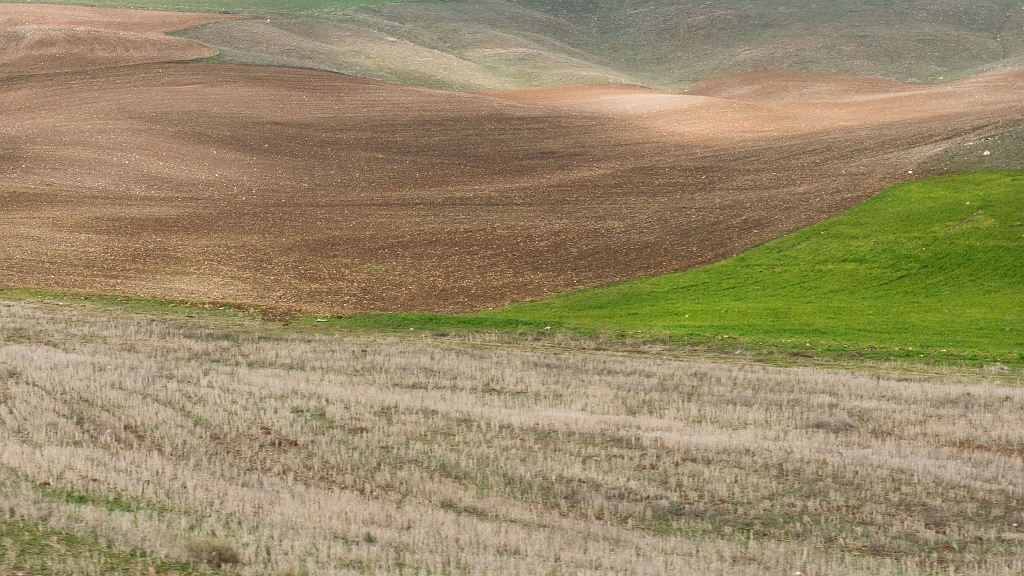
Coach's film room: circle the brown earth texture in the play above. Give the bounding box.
[2,4,1024,314]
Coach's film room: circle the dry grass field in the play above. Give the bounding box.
[3,5,1024,314]
[0,297,1021,574]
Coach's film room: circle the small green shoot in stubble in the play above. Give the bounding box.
[291,405,337,431]
[36,482,140,514]
[0,515,225,575]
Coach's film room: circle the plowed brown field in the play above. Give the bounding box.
[2,5,1023,313]
[0,4,228,76]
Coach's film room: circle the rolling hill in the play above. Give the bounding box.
[334,172,1024,367]
[168,0,1024,90]
[2,2,1023,573]
[11,0,1024,89]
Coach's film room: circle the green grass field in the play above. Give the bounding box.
[330,172,1024,367]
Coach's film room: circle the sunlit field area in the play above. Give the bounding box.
[3,1,1024,574]
[0,298,1021,574]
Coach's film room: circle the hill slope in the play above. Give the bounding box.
[3,4,1024,322]
[339,172,1024,365]
[166,0,1024,89]
[480,172,1024,363]
[14,0,1024,89]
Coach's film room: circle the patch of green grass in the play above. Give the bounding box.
[36,483,140,514]
[291,405,337,431]
[330,172,1024,367]
[0,516,223,575]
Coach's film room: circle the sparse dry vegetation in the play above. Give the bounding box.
[187,539,242,568]
[0,297,1021,574]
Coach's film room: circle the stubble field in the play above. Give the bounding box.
[0,298,1022,574]
[1,4,1023,574]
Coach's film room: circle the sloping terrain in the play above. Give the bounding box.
[0,4,228,76]
[2,4,1024,314]
[919,126,1024,172]
[466,172,1024,365]
[169,0,1024,90]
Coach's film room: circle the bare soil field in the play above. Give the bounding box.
[0,4,229,76]
[2,5,1024,314]
[0,298,1022,574]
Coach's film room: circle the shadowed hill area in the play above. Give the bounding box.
[168,0,1024,89]
[11,0,1024,89]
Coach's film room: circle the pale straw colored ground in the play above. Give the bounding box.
[0,298,1021,574]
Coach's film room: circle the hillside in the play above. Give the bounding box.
[11,0,1024,89]
[920,126,1024,173]
[2,3,1024,572]
[482,171,1024,365]
[334,172,1024,367]
[164,0,1024,90]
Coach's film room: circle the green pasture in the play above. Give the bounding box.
[331,172,1024,367]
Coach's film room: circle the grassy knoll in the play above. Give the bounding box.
[330,172,1024,367]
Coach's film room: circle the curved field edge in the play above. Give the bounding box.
[325,172,1024,369]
